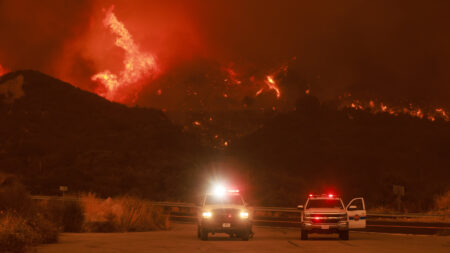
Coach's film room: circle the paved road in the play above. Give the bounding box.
[37,223,450,253]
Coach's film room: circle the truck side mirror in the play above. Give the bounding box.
[297,205,304,210]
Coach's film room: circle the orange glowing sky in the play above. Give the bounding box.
[1,0,450,112]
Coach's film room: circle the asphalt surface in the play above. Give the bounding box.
[171,215,450,235]
[37,223,450,253]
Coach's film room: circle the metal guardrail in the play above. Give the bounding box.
[30,195,445,219]
[31,195,79,201]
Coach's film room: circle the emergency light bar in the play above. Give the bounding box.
[211,184,240,196]
[308,193,338,198]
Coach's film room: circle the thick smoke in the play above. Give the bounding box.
[1,0,450,109]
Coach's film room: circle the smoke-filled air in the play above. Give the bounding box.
[1,0,450,117]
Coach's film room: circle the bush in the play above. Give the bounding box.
[435,190,450,216]
[38,199,84,232]
[0,212,34,253]
[81,193,169,232]
[0,174,33,216]
[0,174,59,251]
[27,214,59,244]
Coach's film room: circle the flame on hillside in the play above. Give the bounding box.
[91,6,158,103]
[254,64,289,99]
[0,64,9,77]
[346,99,450,122]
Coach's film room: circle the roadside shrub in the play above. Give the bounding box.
[0,174,33,216]
[435,190,450,216]
[0,212,34,253]
[81,193,169,232]
[38,199,84,232]
[27,214,59,244]
[115,196,168,231]
[0,174,59,251]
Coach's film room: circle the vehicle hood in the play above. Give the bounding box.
[304,208,346,214]
[202,204,246,210]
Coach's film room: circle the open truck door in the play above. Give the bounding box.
[346,198,366,229]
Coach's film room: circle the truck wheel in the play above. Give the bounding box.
[339,231,349,240]
[300,230,308,240]
[200,229,208,241]
[240,230,250,241]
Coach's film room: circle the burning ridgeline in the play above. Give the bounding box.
[342,96,450,122]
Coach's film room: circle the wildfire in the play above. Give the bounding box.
[346,99,450,122]
[0,64,9,77]
[255,75,281,98]
[91,6,157,103]
[223,66,242,85]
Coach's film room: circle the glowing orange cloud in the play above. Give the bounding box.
[91,6,158,103]
[0,64,9,77]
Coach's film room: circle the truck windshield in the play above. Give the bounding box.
[306,199,343,209]
[205,194,244,205]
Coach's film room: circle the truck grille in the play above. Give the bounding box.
[309,214,345,224]
[212,208,239,222]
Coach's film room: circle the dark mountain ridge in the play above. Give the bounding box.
[0,70,205,200]
[1,70,448,210]
[230,96,450,210]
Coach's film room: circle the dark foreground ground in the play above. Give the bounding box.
[37,223,449,253]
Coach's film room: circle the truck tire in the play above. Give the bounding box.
[200,228,208,241]
[300,230,308,240]
[240,230,250,241]
[339,230,349,240]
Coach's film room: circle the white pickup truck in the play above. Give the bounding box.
[197,187,253,241]
[297,194,366,240]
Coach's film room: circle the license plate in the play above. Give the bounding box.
[321,225,329,230]
[222,223,231,228]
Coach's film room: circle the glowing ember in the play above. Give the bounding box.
[193,121,201,126]
[256,75,281,98]
[255,88,264,96]
[435,109,449,121]
[0,64,9,77]
[346,99,450,122]
[265,75,281,98]
[91,6,157,103]
[223,66,242,85]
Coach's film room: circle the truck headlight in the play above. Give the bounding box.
[240,211,249,219]
[202,211,212,218]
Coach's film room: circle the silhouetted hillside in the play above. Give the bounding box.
[230,96,450,211]
[2,71,449,210]
[0,70,205,200]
